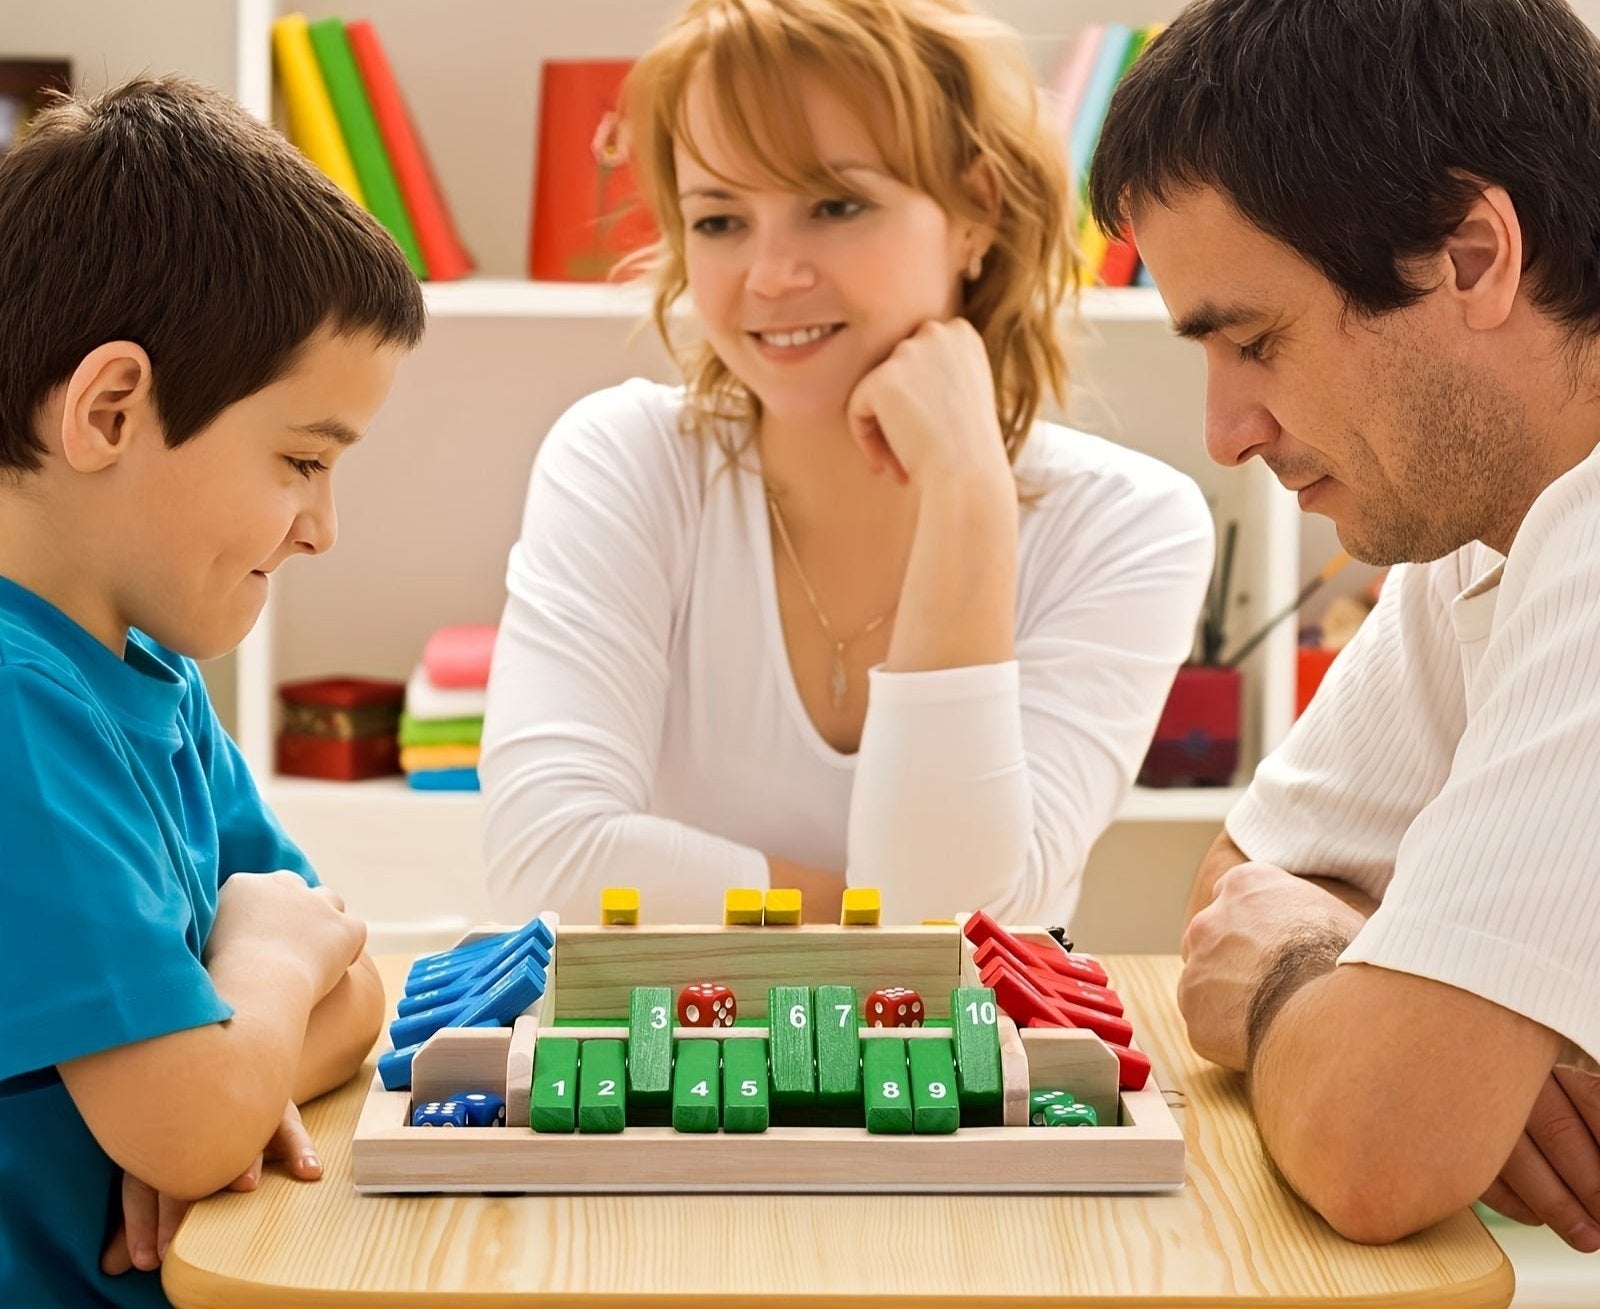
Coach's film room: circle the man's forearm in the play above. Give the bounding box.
[1184,829,1381,929]
[292,952,386,1104]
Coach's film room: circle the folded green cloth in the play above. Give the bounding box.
[398,712,483,748]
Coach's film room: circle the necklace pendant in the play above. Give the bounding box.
[829,653,848,709]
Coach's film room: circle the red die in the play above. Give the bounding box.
[864,986,924,1028]
[677,982,736,1028]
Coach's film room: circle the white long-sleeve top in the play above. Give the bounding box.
[481,379,1214,925]
[1227,440,1600,1068]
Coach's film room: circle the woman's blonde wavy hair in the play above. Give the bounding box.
[621,0,1078,468]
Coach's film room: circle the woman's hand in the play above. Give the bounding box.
[845,318,1010,492]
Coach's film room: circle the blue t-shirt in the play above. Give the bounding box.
[0,577,316,1308]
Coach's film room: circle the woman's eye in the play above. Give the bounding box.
[815,198,867,220]
[690,214,739,236]
[286,457,328,478]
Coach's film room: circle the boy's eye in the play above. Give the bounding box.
[286,456,328,478]
[1236,336,1271,363]
[815,197,867,220]
[689,214,740,237]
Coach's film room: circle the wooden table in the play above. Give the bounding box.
[164,955,1513,1307]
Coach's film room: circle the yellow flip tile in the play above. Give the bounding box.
[724,887,764,925]
[839,887,881,926]
[763,888,802,926]
[600,886,639,925]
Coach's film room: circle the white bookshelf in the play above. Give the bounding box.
[12,0,1386,952]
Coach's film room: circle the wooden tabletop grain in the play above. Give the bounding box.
[163,954,1513,1308]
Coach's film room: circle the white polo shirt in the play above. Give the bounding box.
[1228,442,1600,1067]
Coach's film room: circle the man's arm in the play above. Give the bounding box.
[1250,960,1564,1243]
[1183,828,1380,932]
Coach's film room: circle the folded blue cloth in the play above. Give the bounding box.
[406,767,480,792]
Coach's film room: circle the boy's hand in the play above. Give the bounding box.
[101,1102,323,1274]
[204,870,367,1000]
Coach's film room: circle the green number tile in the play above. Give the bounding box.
[863,1038,912,1135]
[578,1038,627,1133]
[768,986,816,1114]
[813,985,861,1110]
[672,1039,722,1133]
[721,1038,770,1133]
[950,986,1003,1126]
[908,1038,960,1134]
[530,1037,580,1133]
[628,986,673,1123]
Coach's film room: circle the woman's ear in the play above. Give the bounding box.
[961,152,1002,264]
[1440,183,1522,332]
[58,342,156,473]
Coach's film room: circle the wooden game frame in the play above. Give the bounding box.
[352,917,1185,1193]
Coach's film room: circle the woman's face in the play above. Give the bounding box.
[675,72,975,430]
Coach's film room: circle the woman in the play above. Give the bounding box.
[481,0,1213,925]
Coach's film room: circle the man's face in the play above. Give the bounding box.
[1135,186,1530,565]
[114,326,402,659]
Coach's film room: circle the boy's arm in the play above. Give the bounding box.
[293,950,386,1103]
[59,871,365,1202]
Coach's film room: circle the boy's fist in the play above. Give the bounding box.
[205,870,366,999]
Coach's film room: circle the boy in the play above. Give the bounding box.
[0,76,425,1305]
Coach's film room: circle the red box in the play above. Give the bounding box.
[276,732,401,782]
[1138,665,1241,787]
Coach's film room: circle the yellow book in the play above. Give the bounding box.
[1076,210,1111,288]
[272,14,365,206]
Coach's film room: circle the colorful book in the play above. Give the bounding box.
[1047,26,1104,145]
[529,60,658,281]
[306,16,426,278]
[1083,25,1163,286]
[271,15,364,205]
[1066,24,1134,203]
[346,20,472,282]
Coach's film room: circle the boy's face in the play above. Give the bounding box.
[115,327,402,659]
[1134,186,1530,565]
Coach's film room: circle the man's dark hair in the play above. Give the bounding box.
[1090,0,1600,337]
[0,75,426,473]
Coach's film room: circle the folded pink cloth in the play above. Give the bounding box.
[422,624,497,689]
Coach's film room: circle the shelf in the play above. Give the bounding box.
[269,775,1238,825]
[421,278,1170,323]
[1116,786,1244,824]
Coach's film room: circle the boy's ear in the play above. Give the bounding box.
[1439,182,1522,332]
[59,342,157,473]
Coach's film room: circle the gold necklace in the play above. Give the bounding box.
[766,487,896,710]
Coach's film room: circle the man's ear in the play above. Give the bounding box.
[1441,183,1522,332]
[59,342,156,473]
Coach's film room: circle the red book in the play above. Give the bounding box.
[1099,219,1141,288]
[346,20,473,282]
[529,60,657,281]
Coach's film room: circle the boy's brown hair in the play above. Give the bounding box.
[0,74,426,474]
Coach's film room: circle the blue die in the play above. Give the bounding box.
[412,1100,469,1128]
[452,1090,508,1127]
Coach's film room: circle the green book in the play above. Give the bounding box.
[306,17,426,277]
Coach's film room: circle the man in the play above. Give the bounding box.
[1090,0,1600,1249]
